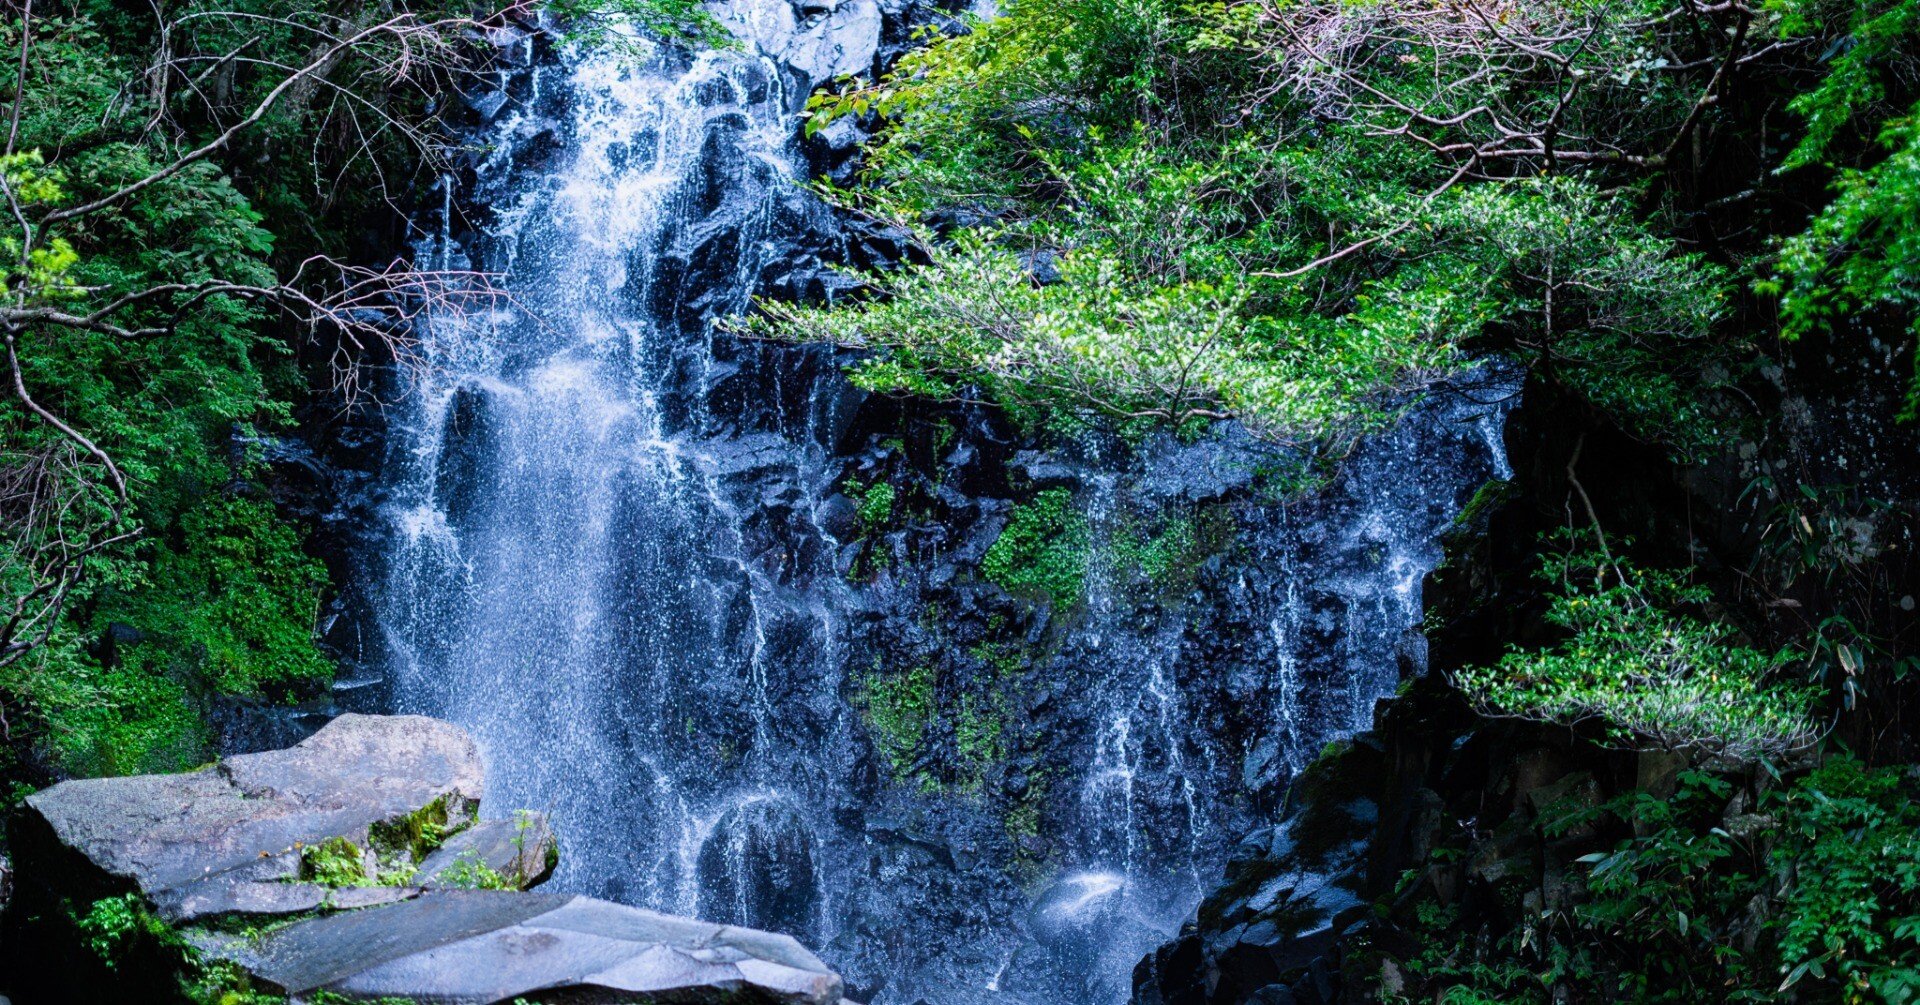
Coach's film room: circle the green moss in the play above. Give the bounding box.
[983,489,1089,609]
[184,960,286,1005]
[1450,478,1516,532]
[954,695,1005,791]
[368,794,464,864]
[1103,506,1234,599]
[858,663,937,787]
[1004,774,1050,876]
[299,837,371,888]
[33,640,209,777]
[968,639,1028,679]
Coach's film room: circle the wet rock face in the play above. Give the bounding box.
[715,0,884,84]
[1131,699,1430,1005]
[698,798,821,939]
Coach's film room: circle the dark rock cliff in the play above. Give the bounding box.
[1131,340,1920,1004]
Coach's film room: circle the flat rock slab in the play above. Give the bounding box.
[225,890,844,1004]
[22,714,483,921]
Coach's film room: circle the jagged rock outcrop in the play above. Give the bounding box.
[2,714,844,1004]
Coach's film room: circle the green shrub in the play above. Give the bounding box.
[1396,758,1920,1003]
[750,0,1745,453]
[844,478,897,532]
[1454,534,1819,761]
[1769,758,1920,1000]
[101,495,330,698]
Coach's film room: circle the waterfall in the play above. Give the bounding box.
[364,7,1517,1003]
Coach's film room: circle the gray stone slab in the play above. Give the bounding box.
[239,890,573,994]
[228,891,843,1004]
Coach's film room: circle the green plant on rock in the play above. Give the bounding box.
[954,694,1005,792]
[983,489,1089,610]
[1453,532,1820,761]
[1003,772,1050,876]
[1104,507,1234,599]
[857,662,937,787]
[369,794,463,863]
[844,477,897,533]
[436,851,516,891]
[300,837,372,889]
[968,638,1029,679]
[184,960,285,1005]
[75,893,169,966]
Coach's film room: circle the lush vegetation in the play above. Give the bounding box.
[0,0,1913,996]
[0,0,727,785]
[1395,758,1920,1004]
[0,0,500,782]
[1454,531,1821,761]
[748,0,1803,455]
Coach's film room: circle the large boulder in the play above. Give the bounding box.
[11,714,496,923]
[2,714,843,1005]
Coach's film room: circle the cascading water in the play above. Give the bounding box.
[364,6,1517,1003]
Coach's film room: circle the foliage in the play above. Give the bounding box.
[11,635,207,777]
[751,0,1777,455]
[298,837,370,888]
[1762,0,1920,418]
[1454,533,1820,761]
[857,662,936,786]
[1103,506,1233,598]
[101,496,330,697]
[75,893,176,966]
[435,851,515,891]
[0,0,566,776]
[1769,757,1920,999]
[183,960,285,1005]
[845,477,897,531]
[981,488,1088,609]
[1393,758,1920,1004]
